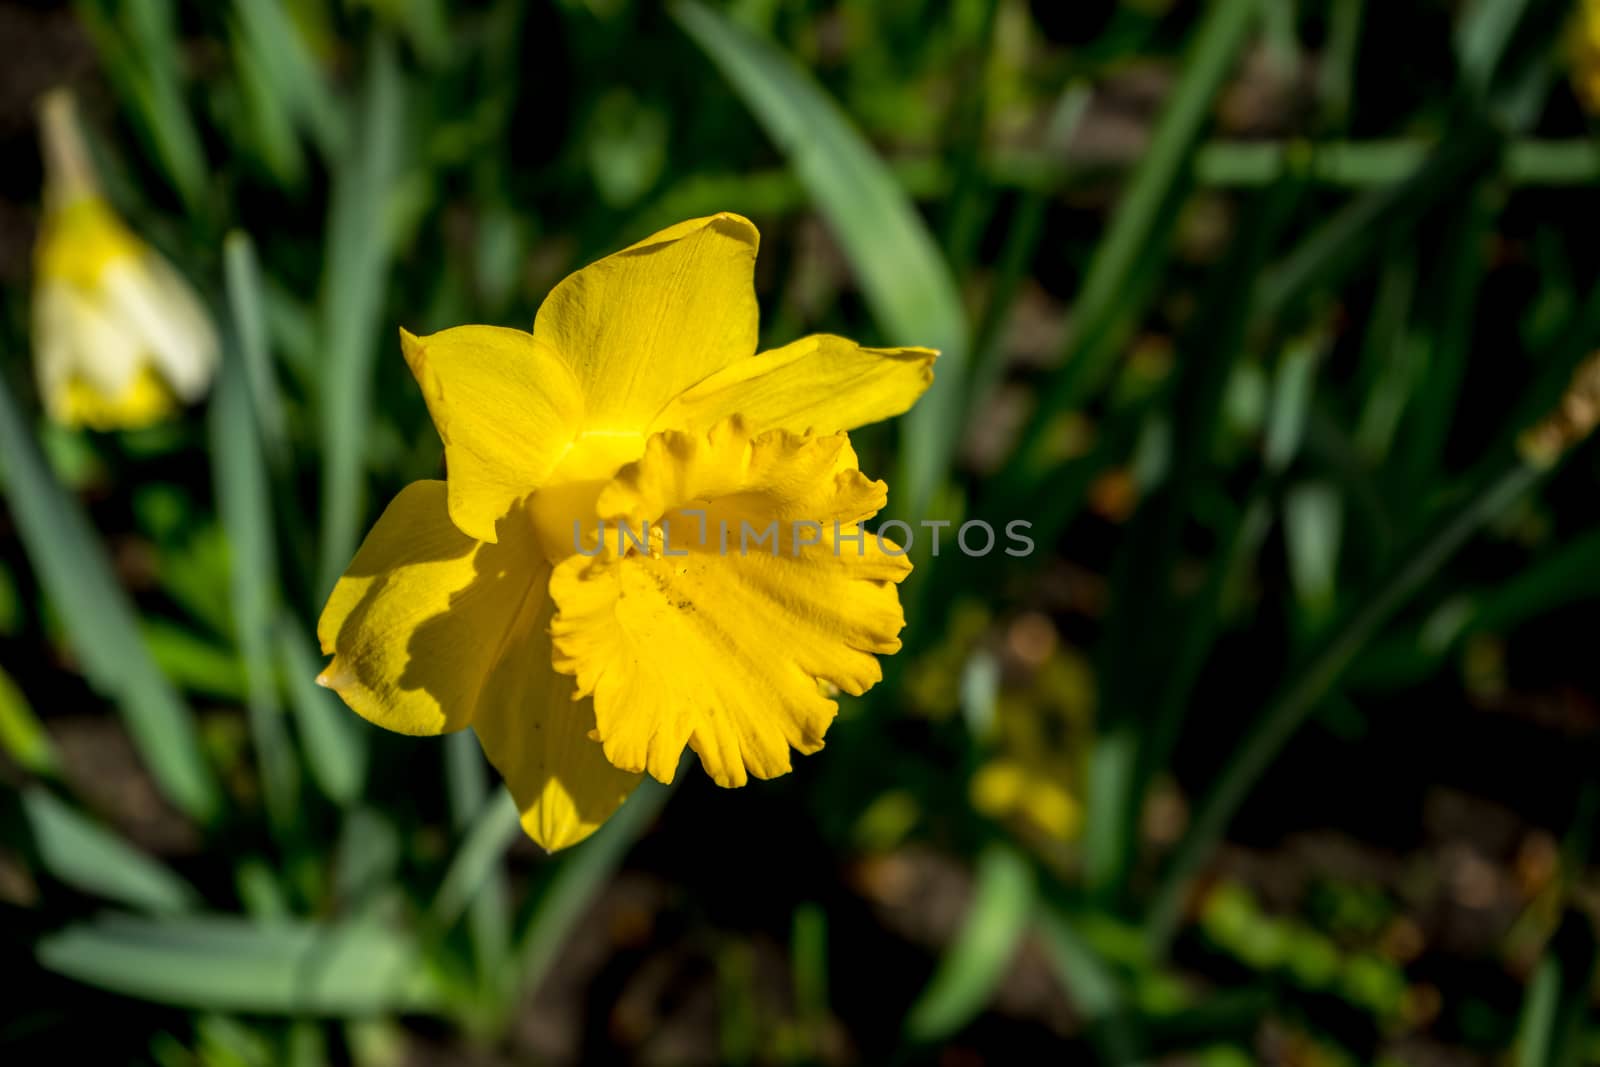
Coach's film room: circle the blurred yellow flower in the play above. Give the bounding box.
[1572,0,1600,112]
[969,648,1094,843]
[970,759,1083,840]
[31,90,217,430]
[318,214,936,850]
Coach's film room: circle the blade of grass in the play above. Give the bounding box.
[20,787,199,913]
[1456,0,1536,93]
[0,664,59,777]
[231,0,346,160]
[223,232,289,471]
[1514,910,1598,1067]
[429,788,521,931]
[73,0,209,215]
[37,913,441,1014]
[512,778,671,998]
[904,845,1034,1043]
[1398,187,1495,488]
[1085,179,1302,902]
[791,902,830,1056]
[1256,122,1501,326]
[0,371,219,823]
[317,37,405,597]
[966,82,1091,413]
[1036,905,1141,1063]
[938,0,1002,277]
[1145,452,1548,954]
[278,621,368,807]
[673,0,968,517]
[211,320,299,833]
[1002,0,1264,493]
[440,731,513,1010]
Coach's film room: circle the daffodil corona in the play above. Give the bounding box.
[318,215,935,850]
[32,90,217,430]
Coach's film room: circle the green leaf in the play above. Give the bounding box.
[317,37,406,597]
[513,778,672,997]
[37,913,441,1014]
[211,323,299,831]
[223,233,289,470]
[1514,911,1597,1067]
[141,620,250,701]
[278,620,368,807]
[1004,0,1265,490]
[440,731,512,1007]
[430,787,521,931]
[0,664,59,776]
[0,371,219,823]
[904,845,1035,1043]
[230,0,346,161]
[74,0,209,214]
[1146,454,1549,954]
[20,787,198,914]
[673,0,968,516]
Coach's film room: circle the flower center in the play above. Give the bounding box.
[529,430,646,562]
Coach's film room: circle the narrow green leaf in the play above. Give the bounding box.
[37,913,441,1014]
[0,664,60,776]
[231,0,347,160]
[74,0,208,213]
[1456,0,1534,91]
[1086,179,1302,900]
[211,331,299,831]
[21,787,198,914]
[430,789,521,930]
[223,232,289,470]
[1147,455,1547,953]
[513,778,671,996]
[904,845,1035,1043]
[1283,482,1343,623]
[440,731,512,1005]
[228,23,307,187]
[318,38,405,597]
[140,620,250,701]
[278,620,368,806]
[1005,0,1264,489]
[791,902,829,1038]
[1513,910,1597,1067]
[673,0,968,516]
[0,371,219,823]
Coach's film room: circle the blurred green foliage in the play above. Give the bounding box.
[3,0,1600,1063]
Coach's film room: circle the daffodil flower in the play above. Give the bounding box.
[318,214,936,850]
[31,90,217,430]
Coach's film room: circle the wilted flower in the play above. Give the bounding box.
[318,214,936,850]
[31,90,216,430]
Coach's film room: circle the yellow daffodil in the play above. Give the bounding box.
[31,90,217,430]
[317,214,936,850]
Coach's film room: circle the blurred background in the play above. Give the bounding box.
[2,0,1600,1063]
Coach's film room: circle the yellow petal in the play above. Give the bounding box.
[548,421,911,788]
[653,334,937,436]
[316,480,545,735]
[35,196,142,289]
[470,569,642,852]
[534,213,760,432]
[401,325,585,543]
[57,364,177,431]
